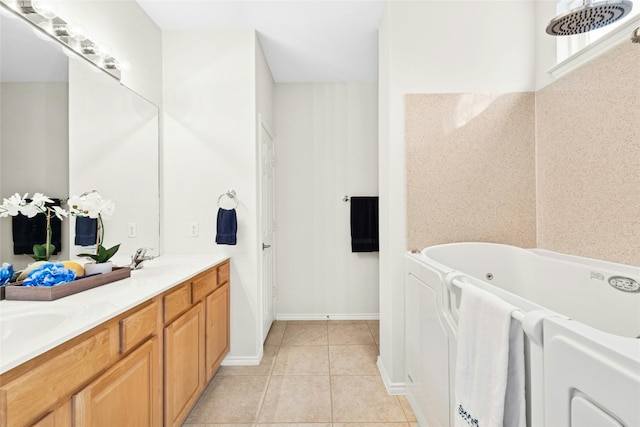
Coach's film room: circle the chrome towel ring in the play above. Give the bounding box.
[217,189,238,209]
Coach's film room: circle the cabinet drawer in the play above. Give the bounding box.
[191,270,217,303]
[120,301,159,354]
[164,284,191,324]
[0,329,111,427]
[217,262,230,285]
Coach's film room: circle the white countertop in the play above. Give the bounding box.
[0,254,228,375]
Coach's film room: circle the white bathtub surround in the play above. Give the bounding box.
[454,284,525,427]
[405,242,640,427]
[405,92,537,251]
[536,42,640,266]
[0,254,226,374]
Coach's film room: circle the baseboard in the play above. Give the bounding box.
[220,349,263,366]
[276,313,380,321]
[377,356,406,395]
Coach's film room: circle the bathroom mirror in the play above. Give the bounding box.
[0,9,160,270]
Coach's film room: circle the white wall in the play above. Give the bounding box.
[274,82,379,319]
[0,83,69,268]
[162,30,268,363]
[535,1,561,90]
[54,0,163,106]
[256,37,275,134]
[378,1,537,392]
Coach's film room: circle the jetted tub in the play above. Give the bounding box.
[404,242,640,427]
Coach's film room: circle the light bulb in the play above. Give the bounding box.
[31,0,58,19]
[80,41,96,55]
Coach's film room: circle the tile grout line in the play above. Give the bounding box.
[253,321,284,425]
[327,320,335,425]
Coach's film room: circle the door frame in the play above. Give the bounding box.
[258,114,276,343]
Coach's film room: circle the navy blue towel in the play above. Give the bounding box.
[75,216,98,246]
[350,196,379,252]
[216,208,237,245]
[12,198,62,255]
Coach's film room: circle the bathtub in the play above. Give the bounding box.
[404,242,640,427]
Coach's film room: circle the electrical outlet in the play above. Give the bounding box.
[127,222,137,238]
[190,222,199,237]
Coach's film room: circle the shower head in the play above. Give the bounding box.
[546,0,633,36]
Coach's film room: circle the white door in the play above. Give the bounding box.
[260,118,276,341]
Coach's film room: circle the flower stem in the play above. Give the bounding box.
[98,214,104,247]
[45,207,52,260]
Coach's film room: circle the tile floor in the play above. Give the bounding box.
[183,320,417,426]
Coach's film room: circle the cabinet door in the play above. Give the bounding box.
[205,281,230,381]
[164,302,205,427]
[28,400,71,427]
[73,337,160,427]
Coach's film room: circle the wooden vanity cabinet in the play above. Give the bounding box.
[206,281,230,381]
[0,260,230,427]
[73,337,160,426]
[163,260,231,427]
[28,402,72,427]
[164,301,205,427]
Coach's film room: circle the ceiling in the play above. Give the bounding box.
[136,0,385,82]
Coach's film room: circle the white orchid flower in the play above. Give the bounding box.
[67,195,84,215]
[30,192,53,208]
[51,206,68,220]
[20,203,42,218]
[0,193,26,217]
[67,191,114,218]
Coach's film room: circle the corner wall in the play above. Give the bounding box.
[162,30,266,362]
[378,0,537,391]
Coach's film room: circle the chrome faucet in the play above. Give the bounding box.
[130,247,156,270]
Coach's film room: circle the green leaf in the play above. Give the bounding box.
[77,243,120,263]
[103,244,120,262]
[31,243,55,261]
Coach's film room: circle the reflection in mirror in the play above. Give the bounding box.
[68,59,159,267]
[0,9,159,270]
[0,10,70,269]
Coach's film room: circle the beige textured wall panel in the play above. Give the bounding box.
[536,43,640,266]
[406,93,536,251]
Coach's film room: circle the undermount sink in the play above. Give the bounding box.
[0,304,88,347]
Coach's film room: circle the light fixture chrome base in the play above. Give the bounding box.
[0,0,123,80]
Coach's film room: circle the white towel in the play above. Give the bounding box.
[454,283,526,427]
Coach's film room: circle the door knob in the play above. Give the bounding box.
[262,243,271,250]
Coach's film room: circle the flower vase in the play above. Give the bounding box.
[84,262,113,276]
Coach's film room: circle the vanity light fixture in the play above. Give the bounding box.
[30,0,56,19]
[0,0,126,80]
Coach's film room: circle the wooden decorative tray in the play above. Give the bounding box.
[3,267,131,301]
